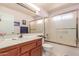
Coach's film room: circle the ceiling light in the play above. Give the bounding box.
[23,2,40,11]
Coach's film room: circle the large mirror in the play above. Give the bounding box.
[0,11,14,35]
[29,19,44,34]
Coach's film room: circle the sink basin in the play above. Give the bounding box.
[0,35,39,43]
[4,37,19,41]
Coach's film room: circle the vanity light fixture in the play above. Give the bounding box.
[23,2,40,11]
[17,3,40,15]
[22,2,40,15]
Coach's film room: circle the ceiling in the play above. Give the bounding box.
[0,3,37,17]
[0,3,78,18]
[34,3,64,12]
[34,3,78,13]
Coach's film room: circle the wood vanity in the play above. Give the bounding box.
[0,38,42,56]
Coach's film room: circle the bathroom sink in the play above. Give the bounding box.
[0,34,39,44]
[3,37,19,41]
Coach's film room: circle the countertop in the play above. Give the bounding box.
[0,33,43,49]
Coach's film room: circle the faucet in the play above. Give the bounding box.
[19,34,23,38]
[38,35,46,38]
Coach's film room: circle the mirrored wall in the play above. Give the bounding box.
[29,19,44,33]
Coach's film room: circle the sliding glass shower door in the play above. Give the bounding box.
[52,11,77,46]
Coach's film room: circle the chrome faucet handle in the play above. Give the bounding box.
[37,35,46,38]
[19,34,23,38]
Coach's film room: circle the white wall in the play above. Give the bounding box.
[0,5,34,34]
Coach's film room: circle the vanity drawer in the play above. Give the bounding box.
[20,41,36,54]
[36,39,42,46]
[0,48,19,56]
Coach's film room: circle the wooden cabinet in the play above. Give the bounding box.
[0,38,42,56]
[31,46,42,56]
[31,39,42,56]
[36,39,42,46]
[21,51,30,56]
[20,41,36,54]
[0,48,19,56]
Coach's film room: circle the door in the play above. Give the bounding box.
[0,49,18,56]
[52,11,77,46]
[31,46,42,56]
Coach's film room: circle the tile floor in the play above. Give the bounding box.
[43,41,79,56]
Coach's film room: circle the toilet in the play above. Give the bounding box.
[43,43,54,56]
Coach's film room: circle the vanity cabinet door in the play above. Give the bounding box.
[0,48,19,56]
[31,46,42,56]
[21,51,30,56]
[36,39,42,46]
[20,41,36,54]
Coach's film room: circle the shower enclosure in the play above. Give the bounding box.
[50,10,79,47]
[29,10,79,47]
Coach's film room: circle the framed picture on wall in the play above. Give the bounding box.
[14,21,20,26]
[22,20,26,25]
